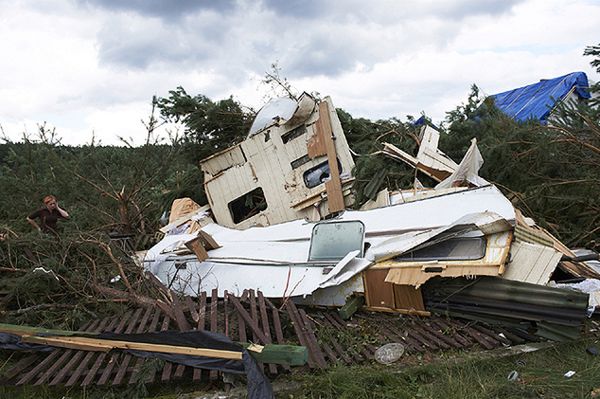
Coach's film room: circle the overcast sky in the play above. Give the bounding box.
[0,0,598,145]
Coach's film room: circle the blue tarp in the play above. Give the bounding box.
[489,72,591,123]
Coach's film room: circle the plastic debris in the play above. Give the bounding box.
[374,343,405,365]
[564,370,576,378]
[507,370,519,381]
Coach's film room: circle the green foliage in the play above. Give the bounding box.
[156,86,253,164]
[337,109,429,205]
[439,46,600,248]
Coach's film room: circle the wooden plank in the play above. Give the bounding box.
[192,291,207,382]
[96,308,143,385]
[112,306,154,385]
[378,323,423,354]
[198,291,207,330]
[246,291,264,375]
[338,295,365,320]
[36,320,103,385]
[257,291,277,375]
[228,294,269,344]
[383,323,425,353]
[461,326,497,350]
[22,334,244,360]
[410,324,450,350]
[307,123,326,158]
[1,355,40,382]
[209,288,219,380]
[431,319,473,347]
[171,295,192,331]
[198,230,220,250]
[298,308,327,368]
[160,315,174,382]
[16,321,93,386]
[129,307,162,384]
[268,301,290,372]
[65,317,120,386]
[320,314,359,362]
[471,324,510,346]
[168,293,192,380]
[329,312,371,359]
[49,318,111,385]
[284,301,316,368]
[184,236,209,261]
[287,302,327,368]
[406,323,439,350]
[224,290,230,338]
[318,101,344,213]
[185,295,200,324]
[419,323,463,349]
[237,293,248,346]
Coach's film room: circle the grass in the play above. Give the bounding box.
[1,339,600,398]
[283,338,600,399]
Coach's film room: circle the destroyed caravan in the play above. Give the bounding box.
[144,93,599,320]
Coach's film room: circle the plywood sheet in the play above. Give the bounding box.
[393,284,425,312]
[363,269,395,308]
[200,145,246,177]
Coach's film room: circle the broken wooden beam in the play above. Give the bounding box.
[338,295,365,320]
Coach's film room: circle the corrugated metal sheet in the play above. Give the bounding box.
[423,276,589,341]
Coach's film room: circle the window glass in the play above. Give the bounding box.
[309,221,365,261]
[394,237,486,262]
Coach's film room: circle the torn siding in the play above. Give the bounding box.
[377,231,512,288]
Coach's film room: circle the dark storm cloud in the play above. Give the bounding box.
[95,15,226,69]
[76,0,236,20]
[434,0,524,19]
[260,0,326,19]
[261,0,524,22]
[283,35,359,77]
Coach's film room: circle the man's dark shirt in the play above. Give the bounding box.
[28,208,66,234]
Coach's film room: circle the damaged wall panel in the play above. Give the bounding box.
[199,94,355,229]
[502,240,562,285]
[376,231,512,289]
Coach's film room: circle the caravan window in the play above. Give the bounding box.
[394,237,486,262]
[228,188,268,224]
[308,221,365,261]
[303,159,342,188]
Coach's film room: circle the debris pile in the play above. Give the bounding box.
[146,94,600,343]
[2,92,599,395]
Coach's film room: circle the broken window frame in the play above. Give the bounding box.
[308,220,365,262]
[227,187,268,225]
[303,158,342,189]
[393,237,487,262]
[281,125,307,144]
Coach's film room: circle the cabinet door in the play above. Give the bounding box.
[393,284,425,312]
[364,269,395,309]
